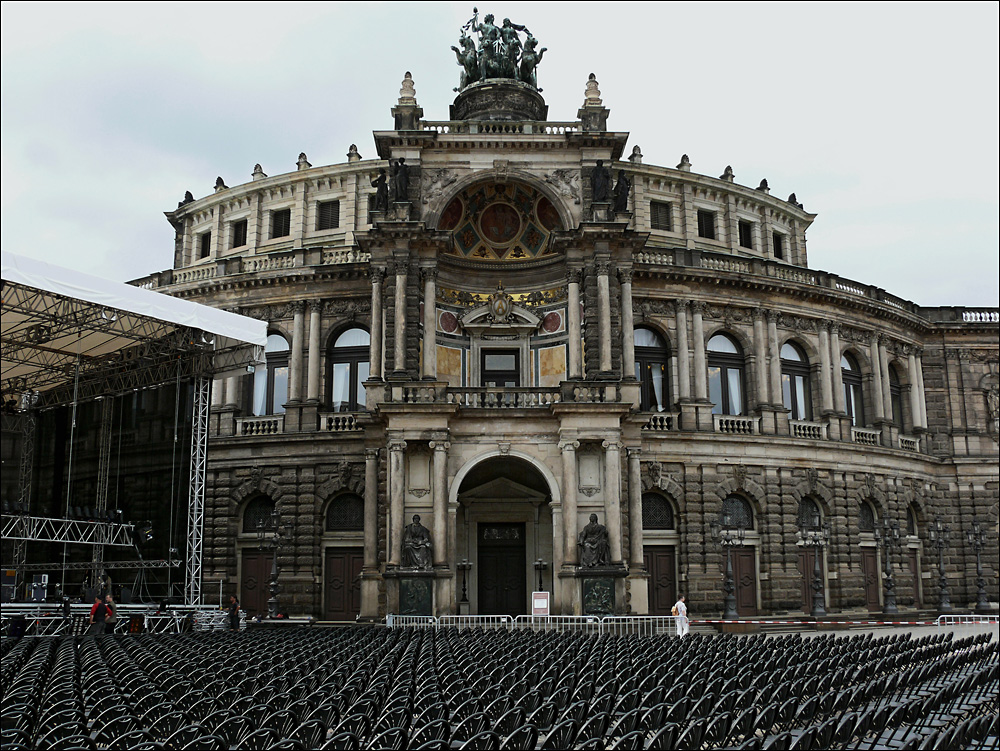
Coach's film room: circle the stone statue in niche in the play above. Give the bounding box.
[393,158,410,202]
[578,513,611,567]
[591,161,611,203]
[612,169,630,213]
[371,169,389,212]
[401,514,432,569]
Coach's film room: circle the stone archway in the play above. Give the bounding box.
[454,454,556,616]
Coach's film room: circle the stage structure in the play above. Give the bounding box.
[2,253,266,604]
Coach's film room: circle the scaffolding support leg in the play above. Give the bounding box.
[15,409,35,599]
[92,397,113,590]
[185,376,210,606]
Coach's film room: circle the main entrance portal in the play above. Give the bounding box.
[478,523,527,615]
[456,455,554,616]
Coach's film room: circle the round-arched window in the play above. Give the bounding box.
[329,328,370,412]
[326,494,364,532]
[841,353,864,426]
[858,501,876,533]
[707,334,745,416]
[888,365,904,428]
[251,333,290,416]
[721,495,753,530]
[797,498,821,530]
[242,496,275,533]
[781,342,812,421]
[635,327,670,413]
[642,493,675,530]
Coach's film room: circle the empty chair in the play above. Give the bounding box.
[460,730,501,751]
[498,724,538,751]
[539,718,577,750]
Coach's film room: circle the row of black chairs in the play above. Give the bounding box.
[1,626,996,750]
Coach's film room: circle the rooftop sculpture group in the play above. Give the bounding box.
[452,8,547,91]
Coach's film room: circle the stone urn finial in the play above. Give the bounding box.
[252,164,267,181]
[296,152,311,171]
[583,72,602,107]
[399,71,417,105]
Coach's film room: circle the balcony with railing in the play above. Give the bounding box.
[236,415,284,436]
[714,415,760,435]
[851,426,882,446]
[790,420,828,441]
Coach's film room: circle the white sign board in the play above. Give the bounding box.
[531,591,550,615]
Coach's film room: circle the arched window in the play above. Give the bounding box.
[329,328,370,412]
[858,501,876,533]
[797,498,821,530]
[781,342,812,421]
[242,496,275,533]
[642,493,675,530]
[251,333,290,416]
[634,327,670,412]
[707,334,745,416]
[721,495,753,530]
[841,353,864,426]
[906,504,918,536]
[888,365,904,428]
[326,494,364,532]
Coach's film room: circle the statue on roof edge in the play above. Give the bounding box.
[454,8,545,92]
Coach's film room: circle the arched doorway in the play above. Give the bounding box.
[456,456,554,616]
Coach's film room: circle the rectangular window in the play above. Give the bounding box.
[697,209,716,240]
[650,201,672,231]
[231,219,248,248]
[198,231,212,259]
[738,220,753,249]
[773,232,785,259]
[316,200,341,231]
[270,208,291,239]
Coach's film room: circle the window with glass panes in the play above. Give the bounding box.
[481,350,519,387]
[231,219,248,248]
[249,333,290,416]
[199,231,211,259]
[707,334,745,415]
[328,328,370,412]
[738,220,753,249]
[888,365,904,427]
[270,208,291,239]
[697,209,716,240]
[781,342,812,420]
[841,353,864,426]
[316,200,340,231]
[635,327,670,412]
[650,201,672,231]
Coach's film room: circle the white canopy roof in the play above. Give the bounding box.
[2,252,266,404]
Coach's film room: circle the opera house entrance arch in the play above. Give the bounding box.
[455,455,555,616]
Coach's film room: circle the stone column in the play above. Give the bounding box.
[393,261,408,375]
[369,268,385,380]
[619,269,636,379]
[767,310,781,406]
[879,336,893,421]
[869,334,885,421]
[914,350,927,429]
[422,269,438,380]
[363,448,379,569]
[307,301,322,402]
[211,379,224,407]
[289,302,305,403]
[817,323,834,414]
[675,301,691,400]
[627,448,644,569]
[560,440,580,566]
[830,325,845,413]
[907,348,923,430]
[691,302,708,400]
[225,375,240,409]
[753,309,768,409]
[567,270,583,379]
[596,262,613,374]
[387,439,407,567]
[430,440,449,566]
[604,440,623,564]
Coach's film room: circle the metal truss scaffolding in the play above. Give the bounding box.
[184,376,210,606]
[91,396,114,583]
[2,515,135,546]
[13,408,35,596]
[11,559,180,572]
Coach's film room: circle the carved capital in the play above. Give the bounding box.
[309,299,323,313]
[766,309,780,324]
[388,439,407,453]
[690,300,706,315]
[421,267,439,284]
[566,268,583,285]
[559,440,580,453]
[617,268,633,285]
[673,299,689,315]
[365,448,380,461]
[602,440,623,451]
[429,440,450,452]
[292,300,306,314]
[370,267,387,285]
[594,261,611,276]
[752,307,766,322]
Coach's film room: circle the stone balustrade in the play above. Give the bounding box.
[642,413,680,432]
[898,435,919,452]
[851,426,881,446]
[236,415,284,436]
[320,412,362,432]
[790,420,828,440]
[714,415,760,435]
[445,387,561,408]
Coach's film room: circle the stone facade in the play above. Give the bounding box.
[132,73,999,620]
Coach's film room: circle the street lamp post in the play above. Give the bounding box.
[801,512,830,618]
[966,519,990,614]
[928,519,952,613]
[533,559,549,592]
[710,512,746,620]
[256,509,290,619]
[457,558,472,604]
[874,517,901,615]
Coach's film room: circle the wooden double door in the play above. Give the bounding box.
[240,550,274,618]
[478,523,527,615]
[860,548,882,612]
[324,547,363,622]
[731,548,758,617]
[645,546,677,615]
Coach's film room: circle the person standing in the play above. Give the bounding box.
[103,593,118,634]
[227,595,241,632]
[673,594,689,638]
[87,594,107,635]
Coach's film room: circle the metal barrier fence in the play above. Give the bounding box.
[1,604,245,637]
[936,614,999,627]
[387,614,682,635]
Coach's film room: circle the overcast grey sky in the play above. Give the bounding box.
[2,2,998,308]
